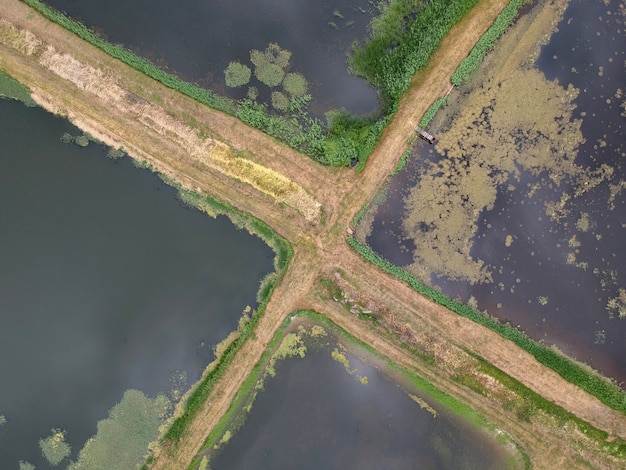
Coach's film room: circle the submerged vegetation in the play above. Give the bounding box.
[39,428,71,466]
[68,390,170,470]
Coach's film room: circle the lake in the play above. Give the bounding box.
[360,0,626,385]
[0,97,274,469]
[203,318,519,470]
[43,0,380,117]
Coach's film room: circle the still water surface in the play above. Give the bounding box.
[208,323,515,470]
[44,0,380,116]
[0,98,274,468]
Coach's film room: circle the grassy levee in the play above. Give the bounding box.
[452,0,530,85]
[21,0,486,167]
[149,189,293,452]
[188,310,530,470]
[347,237,626,414]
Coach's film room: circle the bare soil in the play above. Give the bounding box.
[1,1,624,469]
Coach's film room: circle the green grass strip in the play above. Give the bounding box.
[452,0,530,85]
[347,237,626,413]
[0,70,37,106]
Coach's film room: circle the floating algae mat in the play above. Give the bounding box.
[360,0,626,383]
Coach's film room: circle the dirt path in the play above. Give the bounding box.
[1,0,624,468]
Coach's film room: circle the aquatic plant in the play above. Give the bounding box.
[19,462,35,470]
[224,61,251,88]
[0,70,37,106]
[250,43,291,70]
[67,390,170,470]
[282,72,308,97]
[347,236,626,413]
[39,428,71,466]
[271,91,289,111]
[255,63,285,88]
[0,414,6,426]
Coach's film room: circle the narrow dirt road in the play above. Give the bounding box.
[1,0,624,468]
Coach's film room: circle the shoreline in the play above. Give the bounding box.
[1,0,625,468]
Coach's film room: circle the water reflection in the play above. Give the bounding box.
[363,0,626,384]
[0,99,274,468]
[208,321,514,470]
[44,0,380,116]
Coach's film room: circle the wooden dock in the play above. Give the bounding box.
[415,126,436,144]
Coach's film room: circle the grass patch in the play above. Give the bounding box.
[0,69,37,106]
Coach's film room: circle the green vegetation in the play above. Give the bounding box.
[282,73,308,97]
[155,188,292,449]
[20,0,485,167]
[350,0,479,103]
[223,61,251,88]
[347,237,626,413]
[452,0,530,85]
[187,310,528,469]
[39,428,71,466]
[419,96,447,128]
[19,462,35,470]
[0,70,37,106]
[68,390,170,470]
[0,414,5,426]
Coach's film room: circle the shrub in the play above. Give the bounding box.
[224,61,251,88]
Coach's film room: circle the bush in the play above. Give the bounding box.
[39,428,71,466]
[224,61,251,88]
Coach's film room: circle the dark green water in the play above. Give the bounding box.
[206,325,515,470]
[43,0,380,117]
[0,98,274,468]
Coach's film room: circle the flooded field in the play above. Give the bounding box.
[43,0,380,117]
[360,0,625,384]
[202,317,520,470]
[0,98,274,469]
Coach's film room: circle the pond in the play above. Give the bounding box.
[359,0,626,385]
[43,0,380,118]
[202,318,519,470]
[0,98,274,469]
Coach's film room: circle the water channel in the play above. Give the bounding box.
[0,98,274,468]
[205,319,518,470]
[43,0,380,117]
[361,0,626,384]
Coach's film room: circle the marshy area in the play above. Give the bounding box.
[359,0,626,385]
